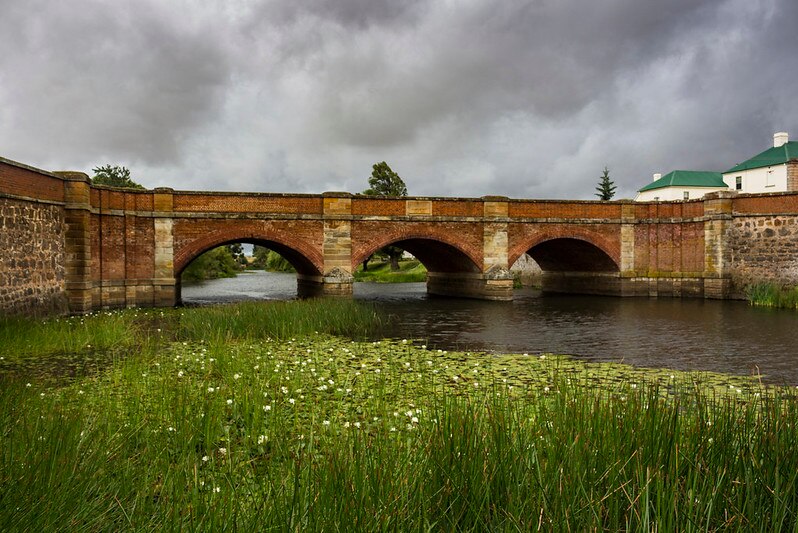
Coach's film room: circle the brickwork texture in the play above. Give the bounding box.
[2,156,798,314]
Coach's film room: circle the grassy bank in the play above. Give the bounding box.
[747,282,798,309]
[0,300,382,367]
[354,259,427,283]
[2,306,797,529]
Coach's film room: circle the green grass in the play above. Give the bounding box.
[2,301,798,529]
[176,299,382,342]
[0,312,145,361]
[747,282,798,309]
[0,299,383,368]
[354,259,427,283]
[2,323,798,530]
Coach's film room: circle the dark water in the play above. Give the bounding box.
[182,271,798,384]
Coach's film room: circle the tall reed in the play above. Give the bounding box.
[176,299,383,341]
[2,337,795,530]
[0,312,140,360]
[747,282,798,309]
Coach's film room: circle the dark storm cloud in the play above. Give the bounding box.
[294,0,723,148]
[0,0,796,198]
[0,0,231,165]
[256,0,427,29]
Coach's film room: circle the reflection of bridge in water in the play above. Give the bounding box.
[2,155,798,314]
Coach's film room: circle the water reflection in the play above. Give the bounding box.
[182,271,798,384]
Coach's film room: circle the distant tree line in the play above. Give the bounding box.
[251,246,295,272]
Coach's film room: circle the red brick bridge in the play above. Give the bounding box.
[2,156,798,315]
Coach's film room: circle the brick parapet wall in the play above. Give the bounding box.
[0,157,65,204]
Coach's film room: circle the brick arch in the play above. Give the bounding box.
[352,226,482,273]
[509,227,620,271]
[174,228,323,276]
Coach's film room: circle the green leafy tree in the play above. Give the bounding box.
[364,161,408,196]
[363,162,408,270]
[595,166,617,201]
[252,245,270,269]
[226,243,247,265]
[251,245,295,272]
[91,165,145,189]
[181,246,241,281]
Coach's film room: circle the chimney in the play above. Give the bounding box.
[653,173,662,182]
[774,132,789,148]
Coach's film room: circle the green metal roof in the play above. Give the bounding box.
[638,170,726,192]
[725,141,798,173]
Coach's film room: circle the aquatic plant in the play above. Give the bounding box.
[747,282,798,309]
[2,336,796,530]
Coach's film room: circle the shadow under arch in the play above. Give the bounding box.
[512,237,621,295]
[175,231,324,303]
[353,236,481,274]
[353,236,493,299]
[354,237,481,274]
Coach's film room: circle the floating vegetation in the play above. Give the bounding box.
[2,334,797,530]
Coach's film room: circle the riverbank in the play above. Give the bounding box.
[1,303,797,529]
[354,259,427,282]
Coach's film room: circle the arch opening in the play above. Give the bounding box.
[177,237,323,305]
[355,237,481,275]
[354,237,494,299]
[526,238,619,273]
[522,238,621,296]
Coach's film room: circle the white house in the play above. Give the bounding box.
[722,132,798,193]
[634,170,727,202]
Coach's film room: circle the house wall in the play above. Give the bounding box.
[635,186,727,202]
[723,165,788,194]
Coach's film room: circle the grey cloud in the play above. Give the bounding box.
[1,0,796,201]
[286,0,730,151]
[0,0,231,166]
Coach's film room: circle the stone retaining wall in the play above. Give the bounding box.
[0,197,67,315]
[728,214,798,296]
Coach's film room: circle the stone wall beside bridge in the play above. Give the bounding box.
[1,155,798,315]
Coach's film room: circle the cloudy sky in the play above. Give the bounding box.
[1,0,796,199]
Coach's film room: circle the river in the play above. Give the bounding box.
[182,270,798,384]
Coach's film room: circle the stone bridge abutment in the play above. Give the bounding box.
[3,156,798,315]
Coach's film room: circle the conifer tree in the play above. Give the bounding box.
[595,166,617,200]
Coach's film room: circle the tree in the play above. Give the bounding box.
[252,245,295,272]
[364,161,408,196]
[226,243,247,265]
[91,165,145,189]
[181,246,241,281]
[595,166,617,201]
[363,162,408,270]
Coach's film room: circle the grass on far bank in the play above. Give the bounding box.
[354,259,427,283]
[2,300,798,530]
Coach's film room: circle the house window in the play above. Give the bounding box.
[766,169,774,187]
[683,191,690,200]
[735,176,742,190]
